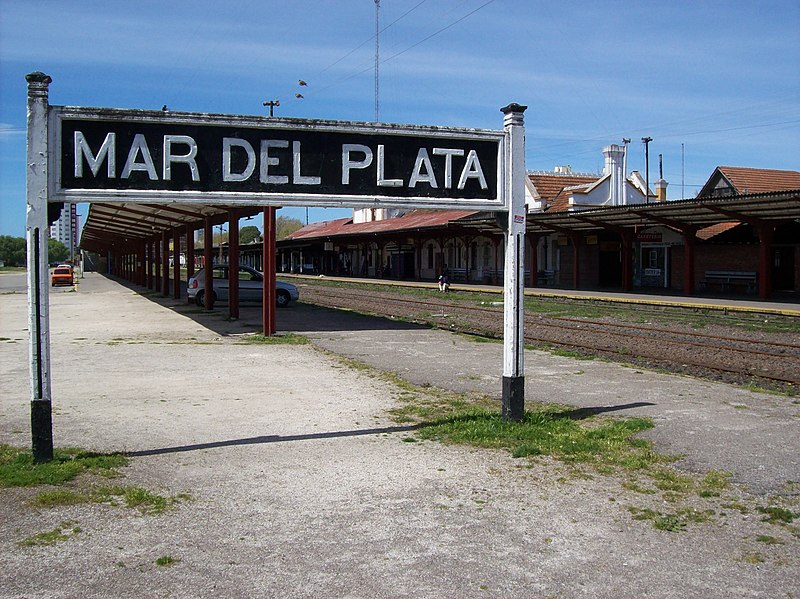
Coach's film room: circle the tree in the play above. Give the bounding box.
[276,216,304,240]
[48,239,69,263]
[239,225,261,244]
[0,235,26,266]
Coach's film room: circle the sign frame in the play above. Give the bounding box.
[49,106,507,211]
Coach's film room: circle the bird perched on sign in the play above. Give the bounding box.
[298,79,308,86]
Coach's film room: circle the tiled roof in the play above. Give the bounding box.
[528,172,601,212]
[697,222,741,240]
[284,209,479,241]
[714,167,800,195]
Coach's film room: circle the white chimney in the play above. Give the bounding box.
[603,144,625,206]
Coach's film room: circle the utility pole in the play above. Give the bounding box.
[642,136,652,203]
[622,138,630,206]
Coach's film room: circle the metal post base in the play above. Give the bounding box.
[31,400,53,463]
[502,376,524,421]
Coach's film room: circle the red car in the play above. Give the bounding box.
[51,265,74,287]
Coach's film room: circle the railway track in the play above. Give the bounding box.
[298,284,800,389]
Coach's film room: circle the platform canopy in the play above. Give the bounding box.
[459,189,800,234]
[78,203,262,254]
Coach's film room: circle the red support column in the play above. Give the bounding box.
[138,244,145,286]
[263,207,277,336]
[203,218,214,310]
[683,233,696,296]
[161,230,170,297]
[228,210,240,319]
[172,226,181,299]
[147,239,154,289]
[154,238,161,293]
[621,230,634,292]
[185,224,195,282]
[756,223,775,300]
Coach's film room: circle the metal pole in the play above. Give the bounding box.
[25,72,54,462]
[642,137,652,203]
[501,103,527,421]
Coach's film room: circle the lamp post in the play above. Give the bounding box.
[642,137,653,203]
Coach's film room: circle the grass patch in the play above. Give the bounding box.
[408,403,657,470]
[628,506,715,532]
[32,485,188,514]
[757,506,797,525]
[17,521,81,547]
[0,445,127,487]
[155,555,179,567]
[238,332,309,345]
[755,534,785,545]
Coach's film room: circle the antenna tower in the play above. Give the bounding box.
[374,0,380,122]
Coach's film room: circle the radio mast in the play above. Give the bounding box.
[374,0,380,122]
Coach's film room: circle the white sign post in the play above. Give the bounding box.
[501,103,527,420]
[25,72,54,462]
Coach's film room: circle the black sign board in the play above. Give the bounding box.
[51,108,505,209]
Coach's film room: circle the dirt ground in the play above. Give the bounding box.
[1,272,798,598]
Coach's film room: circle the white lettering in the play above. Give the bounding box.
[377,144,402,187]
[292,141,320,185]
[163,135,199,181]
[74,131,116,178]
[260,139,289,184]
[457,149,488,190]
[432,148,464,189]
[408,148,437,188]
[121,134,158,180]
[222,138,256,182]
[342,144,373,184]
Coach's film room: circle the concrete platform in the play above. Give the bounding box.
[1,271,798,598]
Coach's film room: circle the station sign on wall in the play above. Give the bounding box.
[50,107,506,210]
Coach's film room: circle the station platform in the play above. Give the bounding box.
[281,273,800,317]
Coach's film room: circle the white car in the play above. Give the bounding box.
[187,264,299,307]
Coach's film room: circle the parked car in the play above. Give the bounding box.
[51,264,74,287]
[187,264,299,308]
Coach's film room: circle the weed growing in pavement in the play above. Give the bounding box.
[757,506,797,525]
[627,506,715,532]
[33,485,182,515]
[17,521,81,547]
[155,555,179,567]
[756,534,785,545]
[237,332,309,345]
[0,445,127,487]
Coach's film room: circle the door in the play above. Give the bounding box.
[773,247,795,291]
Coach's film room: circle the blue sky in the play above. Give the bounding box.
[1,0,798,237]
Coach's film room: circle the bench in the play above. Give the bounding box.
[700,270,757,293]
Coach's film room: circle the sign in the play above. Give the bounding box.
[50,107,505,210]
[637,232,663,242]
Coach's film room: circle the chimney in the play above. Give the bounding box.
[603,144,625,206]
[655,154,668,201]
[655,178,668,202]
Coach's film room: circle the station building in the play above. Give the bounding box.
[275,149,800,299]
